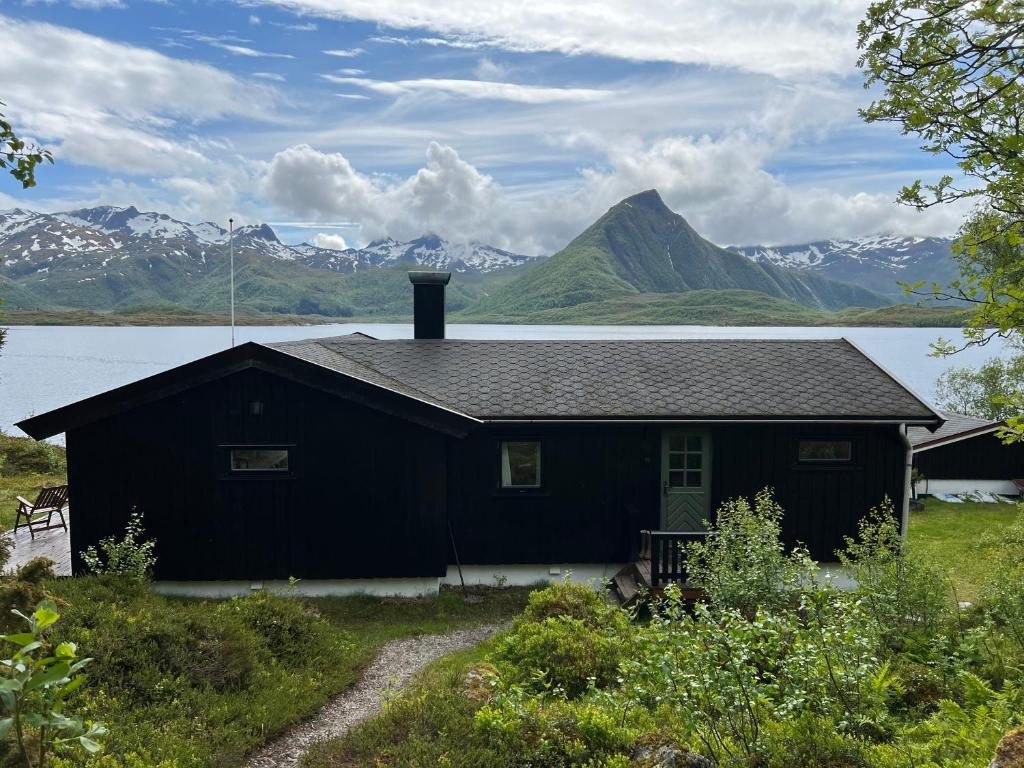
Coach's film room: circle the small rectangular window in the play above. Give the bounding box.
[500,441,541,488]
[798,440,852,463]
[230,448,290,472]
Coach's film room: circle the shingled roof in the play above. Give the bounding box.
[908,411,1003,450]
[266,336,939,422]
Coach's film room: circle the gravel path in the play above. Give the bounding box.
[244,623,504,768]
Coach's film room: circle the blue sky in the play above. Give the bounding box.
[0,0,965,253]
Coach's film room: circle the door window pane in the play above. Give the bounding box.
[687,453,702,470]
[669,453,686,470]
[686,435,703,452]
[669,470,687,488]
[685,471,702,487]
[501,441,541,488]
[230,448,289,472]
[669,435,687,452]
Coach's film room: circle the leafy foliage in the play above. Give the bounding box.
[308,497,1024,768]
[79,512,156,580]
[935,349,1024,419]
[492,583,629,698]
[858,1,1024,220]
[0,601,106,768]
[0,435,66,478]
[981,510,1024,651]
[684,487,814,616]
[837,500,952,650]
[0,104,51,189]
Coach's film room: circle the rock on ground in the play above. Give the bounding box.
[991,727,1024,768]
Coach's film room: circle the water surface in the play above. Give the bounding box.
[0,324,1008,441]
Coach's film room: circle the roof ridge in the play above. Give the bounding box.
[310,338,470,416]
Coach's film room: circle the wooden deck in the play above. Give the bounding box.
[4,518,72,576]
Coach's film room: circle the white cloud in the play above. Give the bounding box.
[368,34,487,50]
[192,35,296,58]
[322,47,364,57]
[253,72,287,81]
[249,14,262,24]
[0,15,279,177]
[321,75,613,103]
[335,67,366,75]
[242,0,866,78]
[336,93,370,100]
[262,142,504,244]
[475,57,507,80]
[313,232,350,249]
[261,137,963,255]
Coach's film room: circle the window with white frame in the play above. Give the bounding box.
[500,441,541,488]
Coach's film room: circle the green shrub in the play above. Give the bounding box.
[0,601,107,767]
[520,582,614,625]
[492,616,624,697]
[475,692,637,768]
[685,488,815,616]
[837,499,951,651]
[753,713,872,768]
[80,511,156,579]
[982,511,1024,651]
[0,558,56,628]
[0,434,66,476]
[16,556,56,585]
[38,577,358,767]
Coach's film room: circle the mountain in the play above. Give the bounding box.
[732,235,959,299]
[0,206,537,317]
[465,190,890,319]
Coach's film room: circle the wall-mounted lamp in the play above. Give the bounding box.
[249,401,264,417]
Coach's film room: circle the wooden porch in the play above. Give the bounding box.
[613,530,709,606]
[4,519,72,577]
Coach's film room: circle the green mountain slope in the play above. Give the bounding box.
[465,190,889,317]
[2,240,533,318]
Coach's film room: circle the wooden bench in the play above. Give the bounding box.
[13,485,69,539]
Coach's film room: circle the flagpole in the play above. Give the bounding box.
[229,217,235,348]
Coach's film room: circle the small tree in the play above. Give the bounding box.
[685,488,815,616]
[934,352,1024,420]
[80,510,157,579]
[0,601,106,767]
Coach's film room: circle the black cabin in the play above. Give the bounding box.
[910,413,1024,498]
[18,272,942,595]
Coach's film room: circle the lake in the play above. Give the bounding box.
[0,324,1010,441]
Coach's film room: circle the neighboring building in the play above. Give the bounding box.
[910,413,1024,497]
[17,272,942,596]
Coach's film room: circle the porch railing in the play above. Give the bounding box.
[639,530,710,588]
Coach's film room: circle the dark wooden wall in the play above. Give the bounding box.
[64,366,907,580]
[448,422,906,565]
[708,424,905,561]
[915,432,1024,481]
[66,367,449,580]
[446,425,661,567]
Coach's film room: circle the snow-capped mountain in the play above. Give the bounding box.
[732,235,959,298]
[0,205,540,317]
[0,206,536,278]
[351,234,536,273]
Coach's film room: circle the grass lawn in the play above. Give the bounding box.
[0,469,66,530]
[0,575,531,768]
[0,432,67,531]
[908,496,1022,603]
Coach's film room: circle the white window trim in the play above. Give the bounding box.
[500,440,541,488]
